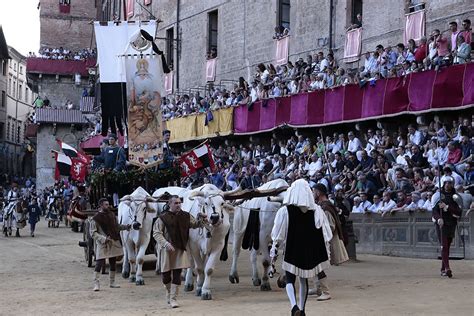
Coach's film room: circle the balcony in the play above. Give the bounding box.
[26,58,96,76]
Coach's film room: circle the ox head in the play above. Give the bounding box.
[189,190,234,226]
[120,187,159,230]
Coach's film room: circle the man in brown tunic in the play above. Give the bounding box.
[91,198,130,291]
[310,184,349,301]
[153,195,205,308]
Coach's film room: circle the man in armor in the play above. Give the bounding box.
[4,182,22,237]
[432,176,462,278]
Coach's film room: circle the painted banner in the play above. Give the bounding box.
[125,55,164,168]
[344,28,362,63]
[206,58,217,82]
[275,36,290,66]
[404,10,425,44]
[234,64,473,134]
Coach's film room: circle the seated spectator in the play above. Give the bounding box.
[414,37,428,63]
[368,194,383,213]
[405,191,425,212]
[390,190,412,214]
[396,43,415,65]
[419,191,434,212]
[356,174,378,198]
[447,141,462,165]
[380,190,397,216]
[453,35,471,64]
[352,191,372,213]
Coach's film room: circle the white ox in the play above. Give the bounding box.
[118,187,159,285]
[229,179,288,291]
[182,184,234,300]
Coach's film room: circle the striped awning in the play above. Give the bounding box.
[80,96,95,112]
[35,108,87,124]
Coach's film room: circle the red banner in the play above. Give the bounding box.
[233,65,474,134]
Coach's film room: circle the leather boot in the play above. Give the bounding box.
[317,277,331,301]
[93,272,100,291]
[164,283,171,304]
[109,271,120,288]
[170,284,180,308]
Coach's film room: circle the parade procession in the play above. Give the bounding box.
[1,1,474,315]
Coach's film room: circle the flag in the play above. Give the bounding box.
[275,35,289,66]
[344,28,362,63]
[57,139,78,158]
[70,158,88,182]
[206,58,217,82]
[404,10,425,44]
[179,143,216,176]
[55,152,72,180]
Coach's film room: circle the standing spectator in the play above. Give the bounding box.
[461,19,472,44]
[449,21,460,52]
[414,37,428,63]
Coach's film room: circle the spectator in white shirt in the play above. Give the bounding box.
[420,192,433,212]
[352,192,372,213]
[405,191,425,211]
[408,124,422,146]
[308,154,323,177]
[362,52,377,76]
[380,191,397,215]
[347,131,362,156]
[368,194,383,213]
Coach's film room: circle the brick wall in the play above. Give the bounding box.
[134,0,474,92]
[35,74,89,109]
[40,0,97,51]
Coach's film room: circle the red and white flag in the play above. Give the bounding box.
[70,158,88,182]
[179,143,215,177]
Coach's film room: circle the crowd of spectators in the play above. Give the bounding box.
[161,19,472,121]
[28,47,97,61]
[179,115,473,216]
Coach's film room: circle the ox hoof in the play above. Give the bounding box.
[260,283,272,291]
[201,292,212,300]
[155,270,161,275]
[228,274,240,284]
[195,288,202,297]
[122,271,130,279]
[184,284,194,292]
[277,275,287,288]
[135,279,145,286]
[129,276,136,283]
[252,278,262,286]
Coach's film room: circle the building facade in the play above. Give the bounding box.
[40,0,98,51]
[0,26,10,179]
[124,0,473,93]
[3,47,37,177]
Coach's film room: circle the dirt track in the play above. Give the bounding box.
[0,221,473,316]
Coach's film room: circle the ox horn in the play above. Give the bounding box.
[120,195,132,202]
[188,191,206,201]
[268,196,284,203]
[222,186,243,200]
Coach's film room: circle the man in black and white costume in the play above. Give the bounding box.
[270,179,332,316]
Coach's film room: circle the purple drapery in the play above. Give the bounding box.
[233,66,474,135]
[26,58,96,76]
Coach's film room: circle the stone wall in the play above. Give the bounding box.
[135,0,474,92]
[40,0,97,51]
[352,211,474,260]
[36,124,83,190]
[35,74,89,109]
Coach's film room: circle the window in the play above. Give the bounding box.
[0,122,4,141]
[278,0,291,30]
[8,77,11,94]
[19,83,22,100]
[1,60,6,76]
[351,0,363,26]
[406,0,425,13]
[19,66,23,75]
[208,10,218,57]
[59,0,71,13]
[166,27,174,69]
[7,118,11,141]
[12,81,16,97]
[25,88,29,104]
[1,90,5,107]
[17,122,21,143]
